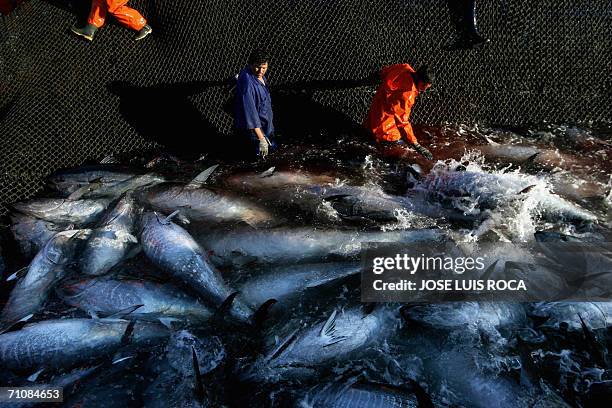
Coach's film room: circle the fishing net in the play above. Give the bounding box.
[0,0,611,213]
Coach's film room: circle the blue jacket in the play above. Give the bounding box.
[234,66,274,137]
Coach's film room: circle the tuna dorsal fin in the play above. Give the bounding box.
[27,368,44,382]
[186,164,219,189]
[518,185,537,195]
[6,265,29,281]
[192,346,206,404]
[217,292,239,316]
[253,299,278,327]
[259,167,275,178]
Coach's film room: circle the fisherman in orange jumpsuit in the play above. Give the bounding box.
[71,0,152,42]
[365,64,434,160]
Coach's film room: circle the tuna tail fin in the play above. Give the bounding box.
[186,164,219,189]
[253,299,278,327]
[192,346,206,404]
[259,167,275,178]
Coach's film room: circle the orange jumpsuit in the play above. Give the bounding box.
[88,0,147,31]
[364,64,421,145]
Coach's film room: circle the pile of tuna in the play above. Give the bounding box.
[0,129,611,407]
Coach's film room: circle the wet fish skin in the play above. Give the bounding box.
[46,165,138,196]
[0,229,91,330]
[237,262,362,307]
[402,302,527,331]
[244,307,393,382]
[11,198,112,226]
[198,227,446,266]
[225,169,337,192]
[141,212,253,322]
[79,194,141,276]
[141,183,277,227]
[528,302,612,331]
[9,213,66,258]
[81,173,166,200]
[0,318,167,371]
[58,278,214,323]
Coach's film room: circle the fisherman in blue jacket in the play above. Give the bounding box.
[234,49,276,158]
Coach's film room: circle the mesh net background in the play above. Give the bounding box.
[0,0,611,214]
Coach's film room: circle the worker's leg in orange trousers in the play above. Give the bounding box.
[107,0,147,31]
[87,0,108,28]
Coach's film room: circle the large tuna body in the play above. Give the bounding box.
[141,212,253,322]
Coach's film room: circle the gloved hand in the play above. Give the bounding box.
[413,143,433,160]
[258,138,270,158]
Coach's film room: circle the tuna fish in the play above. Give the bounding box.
[528,302,612,331]
[410,163,597,224]
[58,278,214,325]
[402,302,527,331]
[79,173,166,200]
[243,306,395,382]
[0,318,167,371]
[225,167,337,192]
[9,213,66,258]
[141,183,277,227]
[79,193,141,276]
[46,164,138,196]
[141,212,253,322]
[0,229,91,332]
[11,198,112,226]
[198,227,446,266]
[236,262,362,307]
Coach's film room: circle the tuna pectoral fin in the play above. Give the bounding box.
[120,321,137,346]
[253,299,278,327]
[259,167,276,178]
[105,304,144,319]
[155,210,181,225]
[6,265,29,281]
[27,368,45,382]
[483,135,500,146]
[323,194,352,202]
[0,313,34,334]
[192,346,206,404]
[186,164,219,189]
[265,329,299,362]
